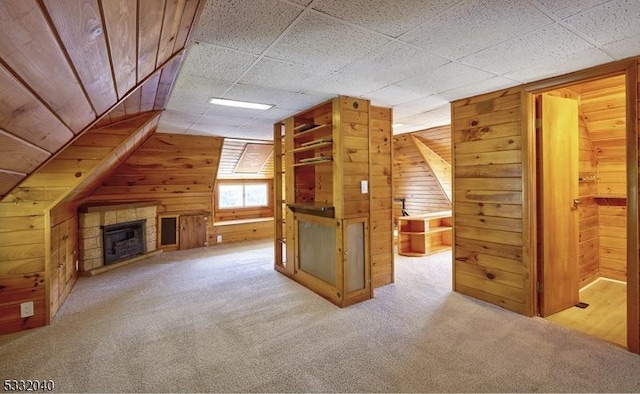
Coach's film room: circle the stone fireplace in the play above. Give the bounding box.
[79,202,157,272]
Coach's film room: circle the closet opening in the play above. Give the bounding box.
[535,73,629,348]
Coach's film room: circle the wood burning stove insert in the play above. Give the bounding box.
[102,219,146,265]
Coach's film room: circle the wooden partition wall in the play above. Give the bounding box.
[451,58,640,353]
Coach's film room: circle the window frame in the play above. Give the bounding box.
[215,179,272,212]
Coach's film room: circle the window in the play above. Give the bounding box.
[218,182,269,209]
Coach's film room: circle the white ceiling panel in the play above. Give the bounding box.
[180,43,258,82]
[603,34,640,60]
[164,0,640,138]
[395,62,496,94]
[366,85,432,108]
[339,42,448,86]
[311,0,462,38]
[438,76,520,101]
[224,84,300,107]
[535,0,611,18]
[393,105,451,134]
[504,46,614,82]
[239,58,332,92]
[460,24,595,75]
[266,11,390,71]
[277,92,336,111]
[171,74,233,103]
[392,95,451,119]
[308,71,390,97]
[194,0,304,54]
[224,126,274,141]
[564,0,640,45]
[166,96,211,115]
[400,0,553,60]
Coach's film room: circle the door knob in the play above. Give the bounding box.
[572,198,581,209]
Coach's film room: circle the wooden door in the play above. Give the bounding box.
[179,215,207,250]
[539,93,580,316]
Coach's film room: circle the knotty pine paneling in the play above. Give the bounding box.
[0,0,95,133]
[599,205,627,281]
[210,219,274,245]
[370,106,394,287]
[91,133,224,245]
[412,125,452,164]
[452,88,531,316]
[393,131,451,221]
[578,115,599,287]
[0,0,204,201]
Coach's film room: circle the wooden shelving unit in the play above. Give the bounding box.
[397,211,452,257]
[273,96,393,307]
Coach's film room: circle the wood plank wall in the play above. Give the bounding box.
[413,126,452,163]
[370,106,394,288]
[578,115,599,286]
[452,88,530,315]
[340,97,371,219]
[393,131,451,219]
[90,133,224,245]
[0,0,203,198]
[0,112,160,334]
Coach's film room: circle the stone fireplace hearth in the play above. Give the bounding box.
[79,202,157,272]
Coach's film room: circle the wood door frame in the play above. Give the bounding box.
[523,59,639,353]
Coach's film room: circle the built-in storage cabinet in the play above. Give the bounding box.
[398,211,452,256]
[275,96,390,306]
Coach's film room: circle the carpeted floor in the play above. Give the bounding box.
[1,240,640,393]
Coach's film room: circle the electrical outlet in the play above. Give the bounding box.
[361,180,368,194]
[216,235,222,243]
[20,301,34,318]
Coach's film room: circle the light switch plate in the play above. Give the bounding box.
[361,180,368,194]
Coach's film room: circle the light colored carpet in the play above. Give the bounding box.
[1,240,640,393]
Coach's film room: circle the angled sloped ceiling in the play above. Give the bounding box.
[0,0,204,199]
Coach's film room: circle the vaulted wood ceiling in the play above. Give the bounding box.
[0,0,204,199]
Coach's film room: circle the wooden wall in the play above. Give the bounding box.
[452,88,530,315]
[0,112,160,334]
[90,133,224,246]
[211,218,274,245]
[413,126,452,163]
[577,114,599,286]
[0,0,204,198]
[393,131,451,218]
[370,106,394,288]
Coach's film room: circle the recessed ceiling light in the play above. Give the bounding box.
[208,98,273,110]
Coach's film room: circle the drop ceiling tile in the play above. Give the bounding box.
[312,0,461,37]
[400,0,553,60]
[392,95,450,119]
[188,123,238,137]
[460,24,595,75]
[439,76,519,101]
[365,85,432,107]
[267,11,390,71]
[565,0,640,45]
[239,58,332,92]
[339,42,448,86]
[166,96,210,115]
[160,109,201,124]
[277,92,336,111]
[395,62,495,94]
[223,84,300,107]
[536,0,611,18]
[225,126,274,141]
[393,104,451,135]
[307,70,389,97]
[194,0,304,54]
[250,108,299,122]
[603,34,640,60]
[504,47,614,82]
[180,43,258,82]
[198,114,254,128]
[171,74,233,103]
[205,104,271,118]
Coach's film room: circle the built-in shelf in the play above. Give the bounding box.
[293,123,331,139]
[397,211,452,257]
[593,196,627,206]
[287,203,335,218]
[291,157,333,167]
[291,140,332,153]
